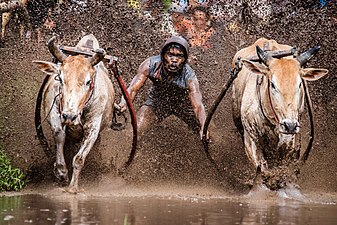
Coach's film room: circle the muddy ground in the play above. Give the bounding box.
[0,1,336,196]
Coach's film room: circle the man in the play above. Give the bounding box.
[118,36,208,140]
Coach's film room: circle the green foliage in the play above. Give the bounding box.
[163,0,171,12]
[0,150,27,192]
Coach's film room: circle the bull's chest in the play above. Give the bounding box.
[65,124,84,141]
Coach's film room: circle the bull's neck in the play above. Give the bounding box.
[258,75,279,127]
[84,75,96,108]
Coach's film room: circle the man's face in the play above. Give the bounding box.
[163,47,186,73]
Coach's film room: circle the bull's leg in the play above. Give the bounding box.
[53,127,69,182]
[1,12,11,39]
[232,90,244,141]
[67,120,102,194]
[49,112,69,183]
[244,132,268,189]
[244,132,267,171]
[53,128,68,182]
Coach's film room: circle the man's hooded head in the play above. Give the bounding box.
[160,36,189,62]
[160,36,189,73]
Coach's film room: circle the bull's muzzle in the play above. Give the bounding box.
[62,113,78,125]
[280,119,300,134]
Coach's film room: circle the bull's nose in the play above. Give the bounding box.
[280,119,300,134]
[62,113,77,123]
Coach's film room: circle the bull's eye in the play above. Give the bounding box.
[299,82,302,88]
[271,81,276,90]
[86,80,91,86]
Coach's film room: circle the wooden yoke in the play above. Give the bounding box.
[59,45,118,64]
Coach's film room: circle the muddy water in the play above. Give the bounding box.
[0,194,336,225]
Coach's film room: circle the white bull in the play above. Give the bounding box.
[232,38,328,190]
[34,34,115,193]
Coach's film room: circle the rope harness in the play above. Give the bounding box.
[256,75,279,126]
[38,69,96,128]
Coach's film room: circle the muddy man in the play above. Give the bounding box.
[118,35,208,140]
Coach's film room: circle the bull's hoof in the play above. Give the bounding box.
[53,163,69,184]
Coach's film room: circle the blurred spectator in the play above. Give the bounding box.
[1,0,58,47]
[175,5,215,48]
[189,0,208,8]
[26,0,57,47]
[1,0,31,41]
[131,0,215,47]
[127,0,141,11]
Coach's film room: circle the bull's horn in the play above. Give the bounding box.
[296,46,320,66]
[47,36,67,63]
[89,48,106,66]
[256,45,271,66]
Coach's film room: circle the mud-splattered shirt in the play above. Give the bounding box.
[144,55,198,123]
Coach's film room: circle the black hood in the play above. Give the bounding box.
[160,36,189,61]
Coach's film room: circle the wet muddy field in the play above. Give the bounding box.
[0,0,337,224]
[1,183,337,225]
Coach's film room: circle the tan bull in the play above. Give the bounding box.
[34,34,115,193]
[232,38,328,192]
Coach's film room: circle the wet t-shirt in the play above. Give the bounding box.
[144,55,198,123]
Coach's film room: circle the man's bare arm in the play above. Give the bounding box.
[187,78,208,140]
[119,57,150,111]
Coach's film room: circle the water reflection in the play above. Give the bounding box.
[0,194,336,225]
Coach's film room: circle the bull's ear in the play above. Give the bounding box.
[32,60,58,75]
[241,59,269,75]
[302,68,328,81]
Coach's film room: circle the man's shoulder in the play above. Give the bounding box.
[149,55,161,62]
[184,63,194,71]
[183,63,196,79]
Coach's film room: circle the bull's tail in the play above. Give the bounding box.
[35,75,53,159]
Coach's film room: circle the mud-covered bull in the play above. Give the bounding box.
[34,34,115,193]
[231,38,328,191]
